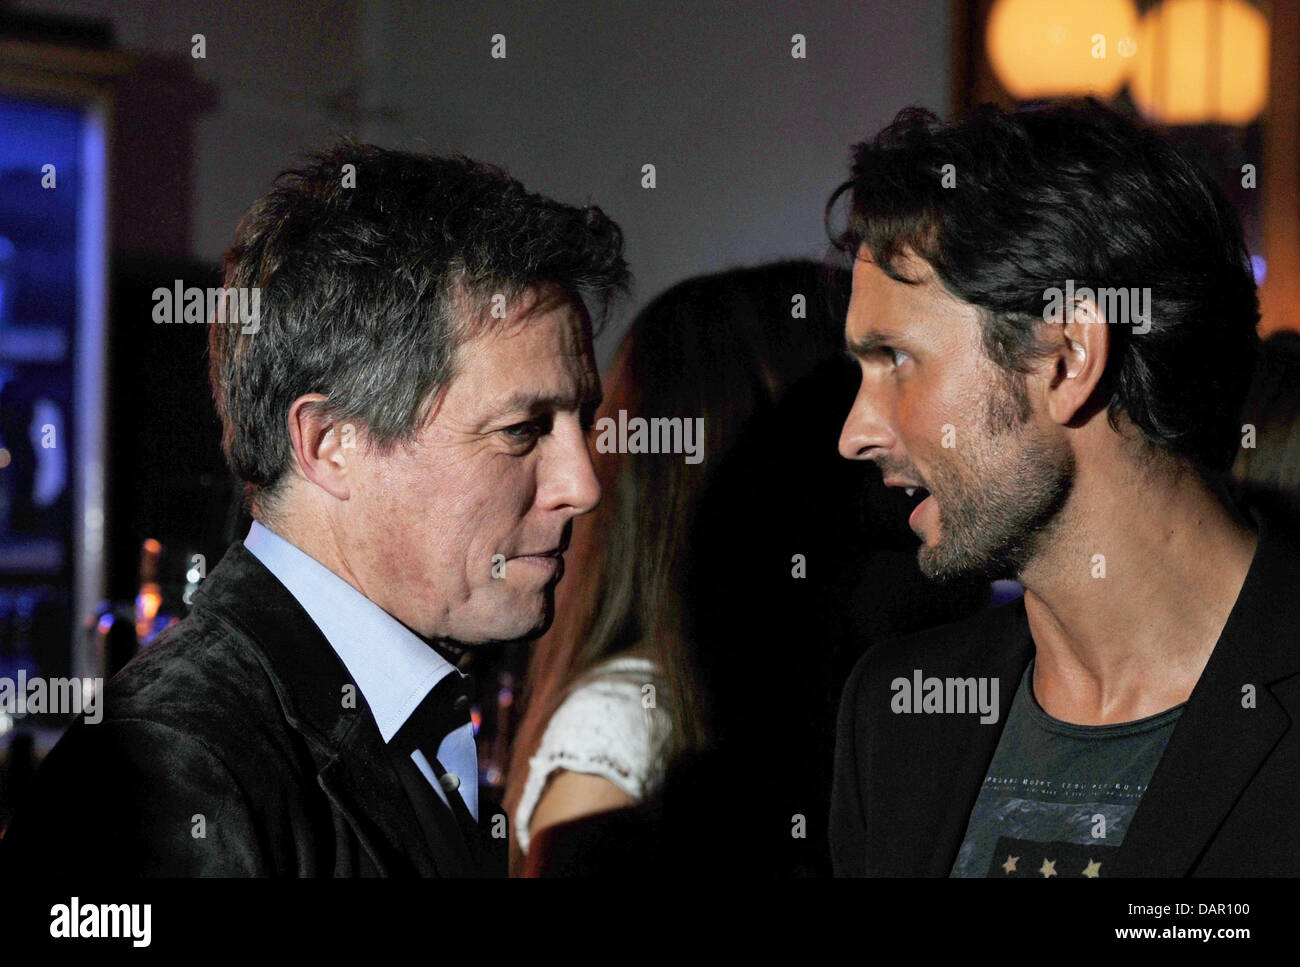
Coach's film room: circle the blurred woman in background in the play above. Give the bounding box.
[504,260,989,876]
[504,261,847,873]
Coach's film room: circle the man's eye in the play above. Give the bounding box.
[503,419,544,442]
[888,348,910,367]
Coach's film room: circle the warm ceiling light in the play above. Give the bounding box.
[1129,0,1269,124]
[987,0,1139,98]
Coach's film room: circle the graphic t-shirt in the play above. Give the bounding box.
[950,659,1183,878]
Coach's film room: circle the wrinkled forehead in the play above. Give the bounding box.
[424,283,599,425]
[513,286,596,371]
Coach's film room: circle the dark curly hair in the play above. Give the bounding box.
[826,98,1260,473]
[209,139,630,519]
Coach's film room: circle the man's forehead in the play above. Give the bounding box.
[477,308,596,393]
[464,285,592,351]
[852,243,934,287]
[847,245,962,335]
[420,290,597,426]
[847,252,908,338]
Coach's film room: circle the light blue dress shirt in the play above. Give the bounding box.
[243,520,478,820]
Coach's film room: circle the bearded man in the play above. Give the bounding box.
[829,100,1300,877]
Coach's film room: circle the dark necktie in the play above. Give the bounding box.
[387,671,493,875]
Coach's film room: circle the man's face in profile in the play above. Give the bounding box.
[838,245,1073,583]
[343,285,602,645]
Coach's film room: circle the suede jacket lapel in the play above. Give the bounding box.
[190,541,450,876]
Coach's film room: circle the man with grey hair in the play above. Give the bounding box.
[2,141,629,876]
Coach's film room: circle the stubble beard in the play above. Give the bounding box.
[917,374,1076,585]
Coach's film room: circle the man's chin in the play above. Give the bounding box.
[917,535,1019,586]
[504,609,555,645]
[452,598,555,648]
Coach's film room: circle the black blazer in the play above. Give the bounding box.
[1,541,505,877]
[830,512,1300,877]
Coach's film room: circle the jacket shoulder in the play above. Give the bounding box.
[104,605,283,751]
[2,603,304,874]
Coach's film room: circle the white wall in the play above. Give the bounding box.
[14,0,950,360]
[359,0,951,359]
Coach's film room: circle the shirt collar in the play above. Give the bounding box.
[243,520,458,742]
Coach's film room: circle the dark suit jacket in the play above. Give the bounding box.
[830,513,1300,877]
[1,541,505,877]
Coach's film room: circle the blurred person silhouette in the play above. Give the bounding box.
[505,261,989,876]
[1231,331,1300,531]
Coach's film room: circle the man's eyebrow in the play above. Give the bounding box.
[845,330,908,359]
[484,388,602,419]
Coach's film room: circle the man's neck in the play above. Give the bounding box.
[260,504,360,592]
[1017,457,1258,726]
[256,509,469,667]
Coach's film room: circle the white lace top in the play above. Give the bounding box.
[515,655,663,855]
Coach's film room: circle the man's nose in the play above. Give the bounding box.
[838,376,894,463]
[543,418,601,516]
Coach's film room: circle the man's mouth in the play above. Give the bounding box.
[517,547,563,558]
[907,490,935,530]
[885,478,934,530]
[512,547,566,577]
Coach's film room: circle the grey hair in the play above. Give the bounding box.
[208,139,630,519]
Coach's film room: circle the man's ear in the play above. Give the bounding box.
[1039,296,1110,427]
[286,393,353,501]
